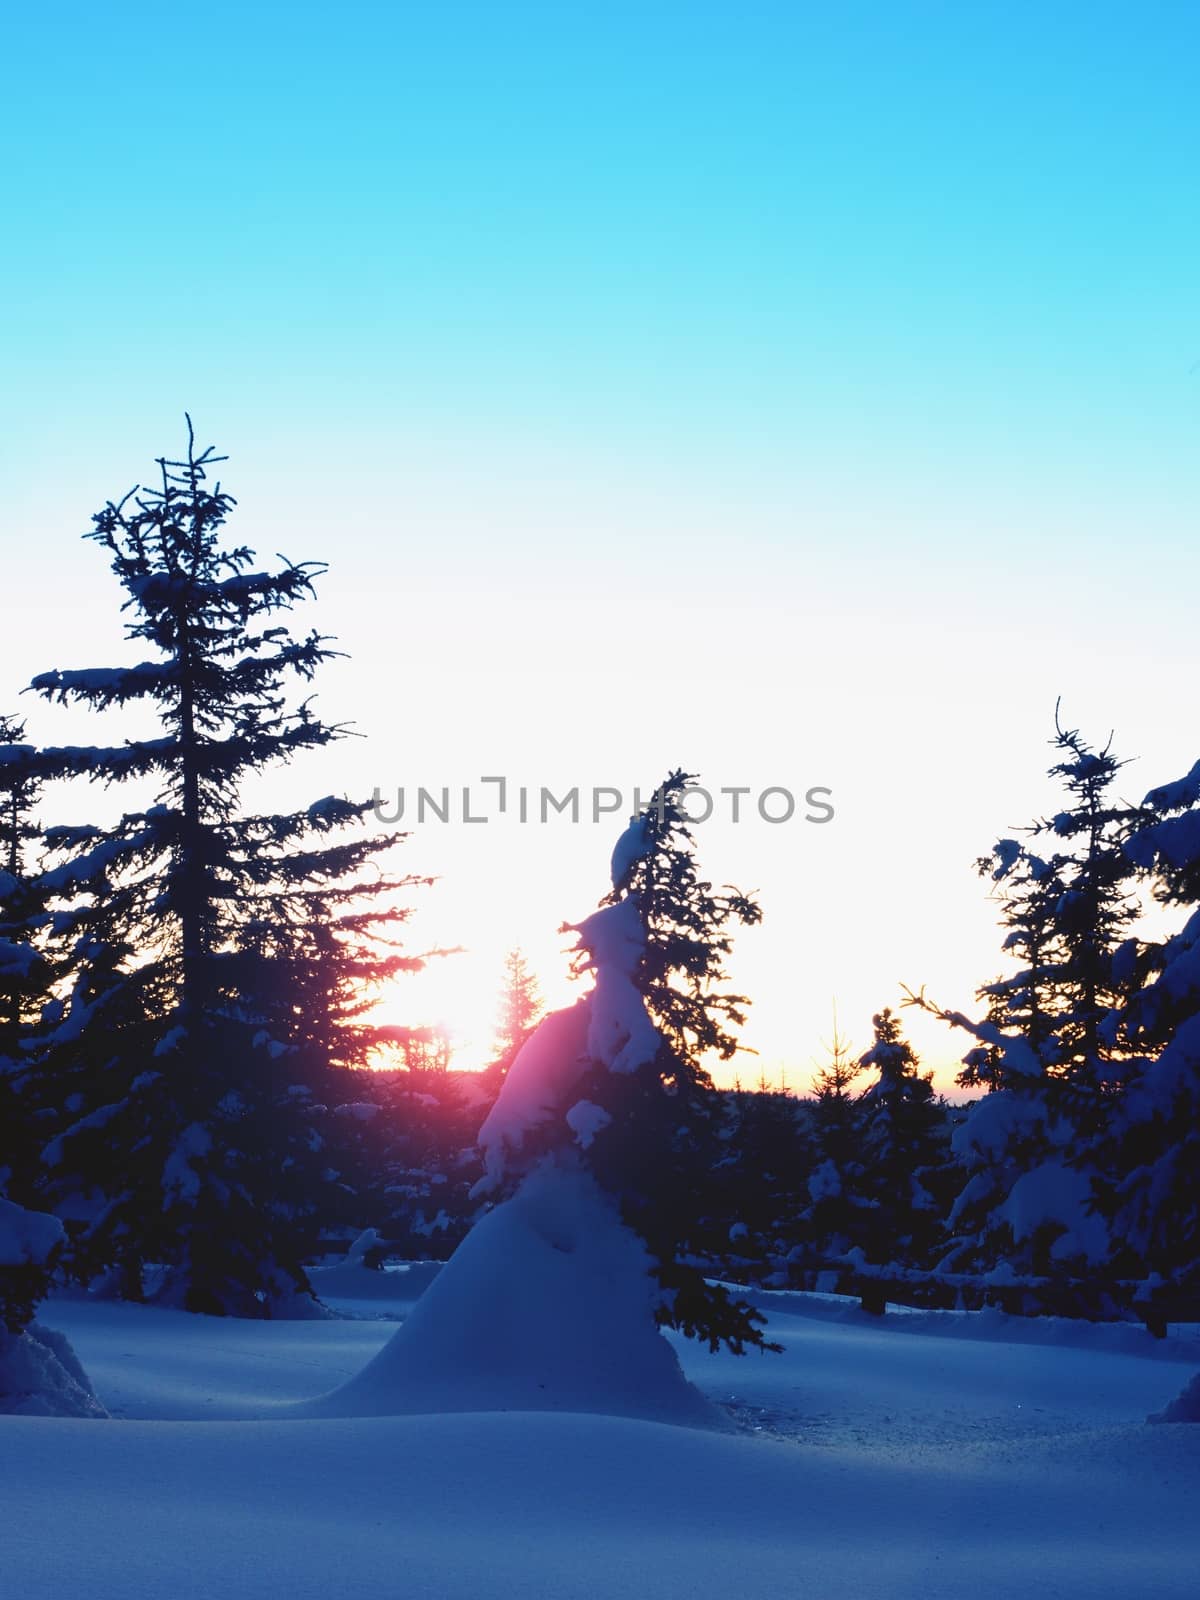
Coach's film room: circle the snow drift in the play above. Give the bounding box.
[0,1323,107,1418]
[298,1159,719,1427]
[0,1193,106,1416]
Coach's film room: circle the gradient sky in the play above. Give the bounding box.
[2,2,1198,1085]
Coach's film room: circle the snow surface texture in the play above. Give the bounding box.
[7,1284,1200,1599]
[298,1160,719,1427]
[0,1323,107,1418]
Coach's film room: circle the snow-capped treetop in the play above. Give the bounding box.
[610,813,652,891]
[597,772,761,1082]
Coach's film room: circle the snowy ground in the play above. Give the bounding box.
[5,1271,1198,1600]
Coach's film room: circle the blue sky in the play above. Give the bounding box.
[2,3,1198,1081]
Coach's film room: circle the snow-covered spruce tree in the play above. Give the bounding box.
[305,809,756,1424]
[1034,710,1141,1118]
[27,423,418,1316]
[855,1009,949,1269]
[498,776,766,1351]
[602,771,760,1087]
[907,711,1138,1284]
[562,773,773,1352]
[962,711,1138,1104]
[1099,757,1200,1290]
[904,839,1081,1279]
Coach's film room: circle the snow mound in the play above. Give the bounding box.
[0,1322,108,1418]
[1149,1371,1200,1424]
[298,1160,721,1428]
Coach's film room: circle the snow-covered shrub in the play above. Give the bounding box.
[0,1194,106,1416]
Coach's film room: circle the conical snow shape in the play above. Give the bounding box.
[302,848,724,1428]
[298,1159,719,1426]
